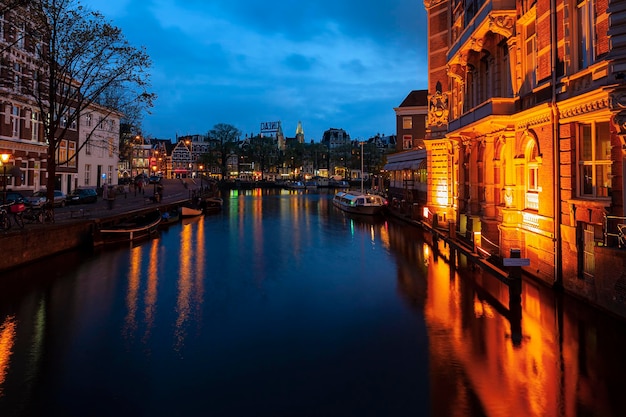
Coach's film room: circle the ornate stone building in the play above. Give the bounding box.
[424,0,626,316]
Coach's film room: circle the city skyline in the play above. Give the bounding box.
[79,0,428,141]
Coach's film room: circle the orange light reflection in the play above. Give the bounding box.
[0,315,16,397]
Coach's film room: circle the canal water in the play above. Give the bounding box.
[0,189,625,417]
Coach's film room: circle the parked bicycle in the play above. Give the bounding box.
[23,201,54,224]
[0,201,25,230]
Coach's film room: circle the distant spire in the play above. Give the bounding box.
[296,121,304,143]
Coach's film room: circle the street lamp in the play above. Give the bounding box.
[199,164,204,192]
[1,152,10,205]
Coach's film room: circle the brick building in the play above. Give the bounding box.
[0,7,53,194]
[424,0,626,317]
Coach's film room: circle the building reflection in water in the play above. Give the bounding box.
[124,245,143,339]
[386,220,626,417]
[143,240,160,343]
[175,214,206,352]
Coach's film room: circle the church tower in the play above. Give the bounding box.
[295,121,305,144]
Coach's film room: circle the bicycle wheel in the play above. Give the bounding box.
[13,212,24,228]
[46,209,55,223]
[0,213,10,230]
[23,209,37,223]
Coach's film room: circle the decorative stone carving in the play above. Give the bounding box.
[560,98,609,119]
[447,63,466,84]
[610,112,626,153]
[470,37,484,52]
[429,90,449,127]
[610,90,626,110]
[488,14,515,38]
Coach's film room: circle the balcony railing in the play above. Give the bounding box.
[525,192,539,211]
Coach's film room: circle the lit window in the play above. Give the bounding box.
[527,143,539,192]
[31,111,40,142]
[403,116,412,129]
[68,141,76,167]
[525,141,540,210]
[578,122,611,198]
[403,135,412,150]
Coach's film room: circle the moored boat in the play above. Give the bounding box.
[96,210,161,245]
[332,191,387,215]
[329,179,349,188]
[180,205,203,217]
[285,181,305,190]
[202,197,223,214]
[160,209,180,226]
[315,177,330,187]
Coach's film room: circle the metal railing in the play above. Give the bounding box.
[603,215,626,248]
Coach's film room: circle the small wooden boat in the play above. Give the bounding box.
[180,205,203,217]
[332,191,387,215]
[96,210,161,244]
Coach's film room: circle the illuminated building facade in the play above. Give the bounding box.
[424,0,626,315]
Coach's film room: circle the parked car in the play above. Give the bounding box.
[148,175,162,184]
[26,190,67,207]
[5,191,25,204]
[66,188,97,204]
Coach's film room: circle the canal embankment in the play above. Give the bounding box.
[386,206,510,281]
[0,178,196,272]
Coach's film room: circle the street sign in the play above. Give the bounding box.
[503,257,531,267]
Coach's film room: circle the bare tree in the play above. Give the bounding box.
[208,123,241,179]
[26,0,154,204]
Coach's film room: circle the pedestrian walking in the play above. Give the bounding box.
[102,183,115,210]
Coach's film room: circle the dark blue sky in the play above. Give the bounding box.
[81,0,428,141]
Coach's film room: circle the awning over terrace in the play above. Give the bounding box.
[383,159,425,171]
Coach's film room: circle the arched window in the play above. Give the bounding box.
[494,138,506,207]
[525,139,541,210]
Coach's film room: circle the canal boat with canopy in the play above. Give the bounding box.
[332,191,387,215]
[332,145,387,215]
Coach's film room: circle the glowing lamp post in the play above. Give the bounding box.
[199,165,204,192]
[1,153,10,205]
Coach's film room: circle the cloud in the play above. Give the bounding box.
[79,0,428,141]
